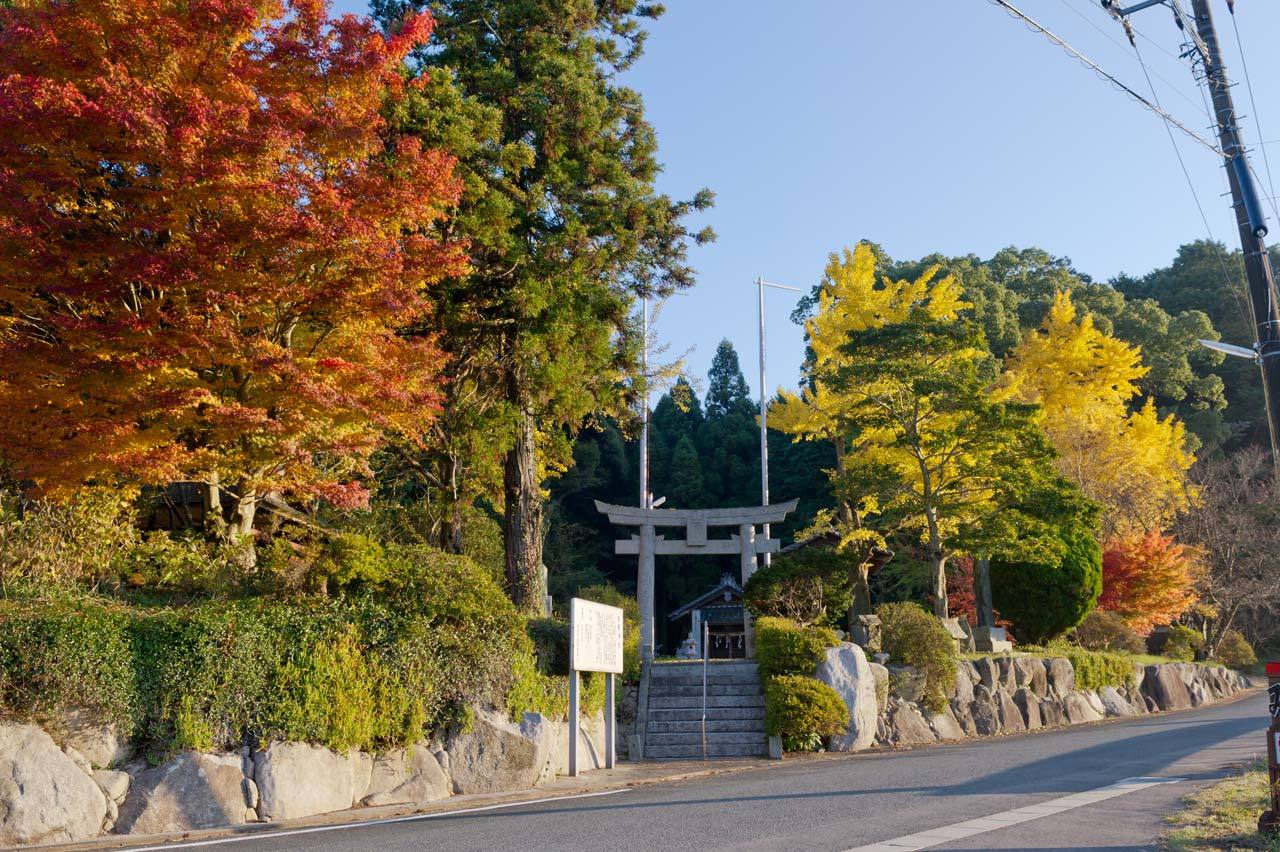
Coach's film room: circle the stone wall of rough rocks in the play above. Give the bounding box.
[0,708,608,847]
[813,642,1256,752]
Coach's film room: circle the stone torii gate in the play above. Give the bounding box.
[594,499,798,661]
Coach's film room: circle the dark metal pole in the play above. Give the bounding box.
[1191,0,1280,463]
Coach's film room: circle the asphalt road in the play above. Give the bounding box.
[135,692,1268,852]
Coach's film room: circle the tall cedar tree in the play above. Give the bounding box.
[374,0,713,610]
[0,0,464,554]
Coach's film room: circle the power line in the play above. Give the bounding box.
[1057,0,1210,120]
[986,0,1222,156]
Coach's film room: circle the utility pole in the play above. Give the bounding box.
[756,277,803,567]
[1110,0,1280,461]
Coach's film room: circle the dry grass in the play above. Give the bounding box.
[1163,762,1280,851]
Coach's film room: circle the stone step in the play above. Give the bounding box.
[650,662,758,678]
[645,718,769,734]
[647,672,761,687]
[644,731,766,746]
[649,694,764,710]
[644,742,769,759]
[647,683,762,698]
[648,706,765,723]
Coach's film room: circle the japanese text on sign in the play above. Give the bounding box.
[570,598,624,674]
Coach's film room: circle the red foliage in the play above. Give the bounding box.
[0,0,465,507]
[1100,531,1201,634]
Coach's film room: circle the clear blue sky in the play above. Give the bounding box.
[335,0,1280,402]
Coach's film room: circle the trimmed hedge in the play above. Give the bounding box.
[1064,646,1134,691]
[0,546,557,759]
[754,616,839,679]
[1071,610,1145,654]
[763,675,847,752]
[991,527,1102,644]
[1163,624,1204,663]
[876,602,956,714]
[742,548,853,628]
[1215,629,1257,669]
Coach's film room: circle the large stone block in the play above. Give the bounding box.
[1039,697,1065,727]
[972,657,999,692]
[886,700,936,746]
[446,709,541,795]
[362,746,450,808]
[929,704,967,741]
[1099,686,1139,718]
[1012,687,1041,729]
[254,742,358,822]
[58,708,133,770]
[1044,658,1074,697]
[949,698,977,737]
[995,689,1026,733]
[1143,664,1192,711]
[969,685,1001,736]
[870,663,890,716]
[116,752,253,834]
[1014,658,1048,698]
[1062,691,1104,724]
[950,662,976,704]
[815,643,879,752]
[0,723,107,846]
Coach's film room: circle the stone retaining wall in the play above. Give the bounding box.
[0,708,608,846]
[814,643,1256,752]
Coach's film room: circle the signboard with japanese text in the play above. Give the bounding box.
[570,598,624,674]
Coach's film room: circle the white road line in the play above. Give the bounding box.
[121,788,631,851]
[844,776,1184,852]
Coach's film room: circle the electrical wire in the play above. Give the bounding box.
[986,0,1222,156]
[1057,0,1210,120]
[1134,38,1256,339]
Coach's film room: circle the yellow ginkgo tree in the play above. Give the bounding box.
[771,244,1081,619]
[1001,291,1195,538]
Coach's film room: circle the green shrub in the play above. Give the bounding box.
[527,618,570,675]
[1163,624,1204,663]
[763,675,847,752]
[743,549,853,627]
[313,533,389,591]
[876,602,956,713]
[1065,646,1133,690]
[0,546,531,758]
[1071,610,1145,654]
[991,527,1102,644]
[1215,630,1257,669]
[754,616,839,679]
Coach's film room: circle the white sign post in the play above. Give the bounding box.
[569,597,624,777]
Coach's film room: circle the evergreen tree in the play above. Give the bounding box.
[665,435,704,508]
[705,340,754,418]
[374,0,714,611]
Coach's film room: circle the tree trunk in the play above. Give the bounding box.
[924,507,948,618]
[974,557,994,628]
[849,559,873,618]
[437,453,465,554]
[202,474,257,569]
[503,410,545,613]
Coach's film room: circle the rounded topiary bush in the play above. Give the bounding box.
[754,616,839,679]
[1215,629,1257,669]
[1071,610,1145,654]
[763,674,847,752]
[876,601,956,714]
[991,527,1102,644]
[1163,624,1204,662]
[742,548,853,628]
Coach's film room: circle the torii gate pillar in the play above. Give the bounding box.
[596,500,797,661]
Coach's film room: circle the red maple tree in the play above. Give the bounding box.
[0,0,464,544]
[1100,531,1201,634]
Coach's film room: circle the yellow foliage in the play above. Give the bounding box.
[1003,291,1194,537]
[769,243,970,444]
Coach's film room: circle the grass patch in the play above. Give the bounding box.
[1163,761,1280,851]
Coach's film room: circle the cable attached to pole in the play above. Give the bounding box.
[986,0,1222,156]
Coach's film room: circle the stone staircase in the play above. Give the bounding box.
[642,661,768,759]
